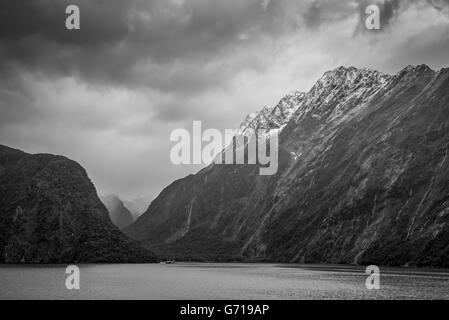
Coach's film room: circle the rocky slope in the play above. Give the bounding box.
[238,90,306,134]
[101,194,134,230]
[126,65,449,267]
[0,145,157,263]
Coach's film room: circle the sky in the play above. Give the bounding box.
[1,0,449,206]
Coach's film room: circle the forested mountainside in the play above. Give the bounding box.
[126,65,449,267]
[0,145,157,263]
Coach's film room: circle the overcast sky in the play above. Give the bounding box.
[1,0,449,204]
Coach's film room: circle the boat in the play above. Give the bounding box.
[164,257,175,264]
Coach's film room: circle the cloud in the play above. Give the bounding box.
[0,0,303,92]
[1,0,446,90]
[302,0,355,29]
[427,0,449,10]
[300,0,449,33]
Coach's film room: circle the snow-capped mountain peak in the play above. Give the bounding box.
[238,90,306,134]
[238,66,391,136]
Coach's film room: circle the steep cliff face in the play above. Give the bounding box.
[101,194,134,230]
[126,65,449,266]
[0,145,157,263]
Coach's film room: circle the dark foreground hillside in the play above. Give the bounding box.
[0,145,157,263]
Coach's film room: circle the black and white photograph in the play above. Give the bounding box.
[0,0,448,307]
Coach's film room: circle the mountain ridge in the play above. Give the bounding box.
[126,64,449,267]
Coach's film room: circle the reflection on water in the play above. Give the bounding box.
[0,263,448,299]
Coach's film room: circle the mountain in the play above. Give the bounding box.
[126,65,449,267]
[123,197,149,220]
[238,90,306,134]
[0,145,157,263]
[101,194,134,230]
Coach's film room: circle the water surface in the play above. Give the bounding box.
[0,263,448,299]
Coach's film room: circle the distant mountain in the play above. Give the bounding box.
[0,145,157,263]
[101,194,134,230]
[123,197,149,220]
[126,65,449,267]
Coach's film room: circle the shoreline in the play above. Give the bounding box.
[1,261,449,274]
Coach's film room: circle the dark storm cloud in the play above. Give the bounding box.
[300,0,402,31]
[0,0,302,92]
[300,0,449,32]
[2,0,445,91]
[302,1,324,29]
[427,0,449,10]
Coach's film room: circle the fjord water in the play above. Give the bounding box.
[0,263,448,299]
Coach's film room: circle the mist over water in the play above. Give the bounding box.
[1,263,448,300]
